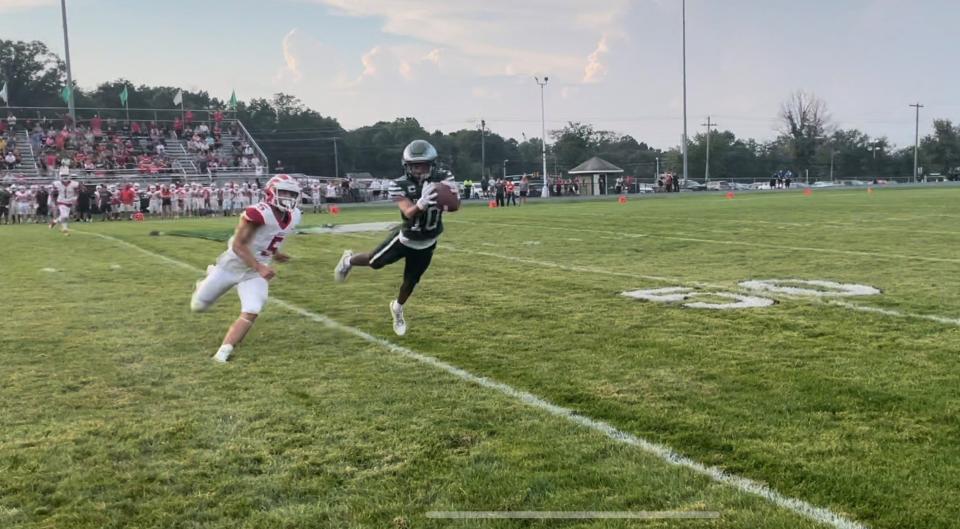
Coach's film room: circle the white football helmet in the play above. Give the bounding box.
[264,174,301,213]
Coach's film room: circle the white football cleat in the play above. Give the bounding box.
[213,344,233,363]
[334,250,353,282]
[390,300,407,336]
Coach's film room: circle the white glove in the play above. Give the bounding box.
[416,183,437,210]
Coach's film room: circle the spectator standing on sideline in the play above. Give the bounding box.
[77,183,93,222]
[0,185,9,224]
[494,177,505,208]
[519,175,529,205]
[505,179,516,206]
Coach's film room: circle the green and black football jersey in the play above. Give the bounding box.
[388,177,444,242]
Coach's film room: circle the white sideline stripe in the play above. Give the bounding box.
[443,245,960,328]
[448,219,960,264]
[328,232,960,328]
[443,245,728,290]
[78,231,865,529]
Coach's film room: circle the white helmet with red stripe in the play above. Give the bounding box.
[264,174,301,213]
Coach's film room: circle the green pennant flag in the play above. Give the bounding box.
[60,84,73,104]
[119,85,129,106]
[228,90,238,110]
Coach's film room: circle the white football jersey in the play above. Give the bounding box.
[53,180,80,205]
[220,203,301,268]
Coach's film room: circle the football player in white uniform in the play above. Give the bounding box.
[190,174,303,362]
[50,176,80,234]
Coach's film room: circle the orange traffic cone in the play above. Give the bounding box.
[725,191,735,199]
[488,200,497,208]
[618,195,627,204]
[330,205,340,215]
[803,188,813,196]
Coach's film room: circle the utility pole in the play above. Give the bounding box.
[681,0,688,184]
[480,119,486,182]
[332,137,339,178]
[910,102,923,183]
[535,76,550,197]
[60,0,77,126]
[701,115,717,182]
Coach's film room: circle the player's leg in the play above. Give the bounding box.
[390,245,434,336]
[335,232,403,281]
[213,275,268,362]
[56,205,70,233]
[190,264,238,313]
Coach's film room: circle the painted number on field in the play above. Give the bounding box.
[738,279,881,297]
[622,279,880,311]
[621,287,775,310]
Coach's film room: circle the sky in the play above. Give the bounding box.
[1,0,957,149]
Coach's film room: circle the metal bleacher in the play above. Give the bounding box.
[4,114,270,188]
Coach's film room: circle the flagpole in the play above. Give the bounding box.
[124,85,130,123]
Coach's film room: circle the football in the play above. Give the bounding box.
[434,182,460,212]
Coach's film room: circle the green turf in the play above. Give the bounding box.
[2,187,959,528]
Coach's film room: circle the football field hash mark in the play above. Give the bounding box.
[77,230,867,529]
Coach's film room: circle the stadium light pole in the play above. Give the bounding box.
[60,0,77,126]
[503,159,509,179]
[535,76,550,197]
[681,0,689,185]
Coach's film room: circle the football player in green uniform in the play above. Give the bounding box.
[333,140,455,336]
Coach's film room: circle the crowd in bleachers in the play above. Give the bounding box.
[1,113,25,171]
[0,110,266,182]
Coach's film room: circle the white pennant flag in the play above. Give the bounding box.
[173,89,183,106]
[0,82,7,104]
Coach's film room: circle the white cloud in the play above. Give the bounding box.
[279,29,302,82]
[423,48,441,65]
[314,0,630,79]
[582,34,610,83]
[359,46,381,78]
[0,0,56,13]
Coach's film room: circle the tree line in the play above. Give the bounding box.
[3,39,958,181]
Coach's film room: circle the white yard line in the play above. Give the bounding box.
[447,219,960,264]
[441,244,960,328]
[78,230,866,529]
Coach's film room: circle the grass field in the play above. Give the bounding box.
[2,187,959,529]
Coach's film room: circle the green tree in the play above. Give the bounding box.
[0,39,65,108]
[920,120,960,177]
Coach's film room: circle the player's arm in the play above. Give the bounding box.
[394,182,437,220]
[231,215,275,280]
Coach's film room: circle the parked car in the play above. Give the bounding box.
[706,180,732,191]
[681,179,707,191]
[811,181,836,188]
